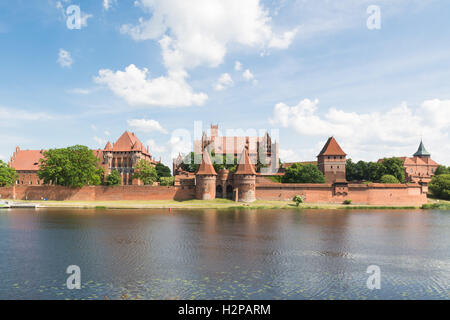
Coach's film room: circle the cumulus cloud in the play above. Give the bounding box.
[127,118,168,134]
[57,49,73,68]
[121,0,298,71]
[270,98,450,164]
[242,69,255,81]
[94,64,207,107]
[214,73,234,91]
[234,61,243,71]
[0,107,53,121]
[56,1,93,28]
[147,139,166,153]
[93,136,107,146]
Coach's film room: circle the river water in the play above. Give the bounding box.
[0,208,449,300]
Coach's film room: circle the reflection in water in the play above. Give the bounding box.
[0,208,449,300]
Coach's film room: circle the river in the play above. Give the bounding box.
[0,208,449,300]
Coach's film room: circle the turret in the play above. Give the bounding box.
[413,140,431,159]
[317,137,347,183]
[233,148,256,202]
[195,151,217,200]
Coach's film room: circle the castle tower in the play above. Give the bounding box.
[413,140,431,159]
[233,148,256,202]
[195,151,217,200]
[317,137,347,183]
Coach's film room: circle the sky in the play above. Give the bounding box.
[0,0,449,168]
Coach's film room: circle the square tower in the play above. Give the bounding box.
[317,137,347,183]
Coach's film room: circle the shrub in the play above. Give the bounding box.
[293,195,304,207]
[105,170,121,186]
[429,174,450,200]
[160,177,175,186]
[380,174,400,184]
[283,163,325,184]
[343,199,352,205]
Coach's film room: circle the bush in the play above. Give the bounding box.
[283,163,325,184]
[343,199,352,205]
[380,174,400,184]
[429,174,450,200]
[105,170,121,186]
[293,195,304,207]
[160,177,175,186]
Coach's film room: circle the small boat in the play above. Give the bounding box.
[9,203,39,209]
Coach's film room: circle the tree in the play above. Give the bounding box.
[105,170,121,186]
[368,162,386,182]
[435,165,449,176]
[38,145,104,188]
[380,174,400,184]
[155,163,172,180]
[282,163,326,183]
[381,157,405,183]
[181,152,201,173]
[133,159,158,185]
[346,159,357,181]
[429,174,450,200]
[293,195,303,207]
[160,177,175,186]
[0,160,18,187]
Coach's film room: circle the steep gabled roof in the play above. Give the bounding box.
[234,148,256,175]
[10,149,45,171]
[104,141,112,151]
[196,151,217,175]
[112,131,148,154]
[318,137,346,156]
[413,140,431,157]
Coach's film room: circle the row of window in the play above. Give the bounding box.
[16,180,41,185]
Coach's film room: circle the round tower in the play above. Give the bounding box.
[195,151,217,200]
[233,149,256,202]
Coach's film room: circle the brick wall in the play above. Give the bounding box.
[0,182,427,205]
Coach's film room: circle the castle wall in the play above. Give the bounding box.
[255,183,427,206]
[234,175,256,202]
[195,175,216,200]
[0,183,427,205]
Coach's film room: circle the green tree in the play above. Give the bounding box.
[282,163,326,183]
[293,195,303,207]
[429,174,450,200]
[435,165,449,176]
[38,145,103,188]
[380,174,400,184]
[155,163,172,180]
[133,159,158,185]
[346,159,357,181]
[160,177,175,186]
[381,157,405,183]
[0,160,18,187]
[105,170,121,186]
[368,162,386,182]
[181,152,201,173]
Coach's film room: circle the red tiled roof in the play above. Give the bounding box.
[112,131,149,154]
[104,141,112,151]
[10,149,45,171]
[235,148,256,175]
[318,137,346,156]
[196,151,217,175]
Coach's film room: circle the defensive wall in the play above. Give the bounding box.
[0,182,428,206]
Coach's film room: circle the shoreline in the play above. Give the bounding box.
[2,199,448,210]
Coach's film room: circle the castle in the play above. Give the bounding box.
[4,129,436,206]
[9,131,159,186]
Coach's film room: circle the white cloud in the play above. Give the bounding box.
[214,73,234,91]
[127,118,168,134]
[0,107,53,121]
[234,61,243,71]
[169,133,192,159]
[270,98,450,164]
[104,130,110,136]
[0,154,5,161]
[93,136,107,146]
[57,49,73,68]
[94,64,207,107]
[147,139,166,153]
[279,148,300,163]
[121,0,298,71]
[242,69,254,81]
[67,88,90,95]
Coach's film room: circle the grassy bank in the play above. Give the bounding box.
[1,198,440,210]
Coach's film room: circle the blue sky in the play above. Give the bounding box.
[0,0,449,167]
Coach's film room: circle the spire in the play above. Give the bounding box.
[413,140,431,157]
[318,137,346,156]
[104,141,112,151]
[196,150,217,175]
[235,148,256,175]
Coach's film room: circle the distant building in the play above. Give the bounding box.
[9,131,159,186]
[317,137,347,183]
[379,141,439,183]
[173,124,279,175]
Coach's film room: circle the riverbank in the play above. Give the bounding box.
[2,198,449,210]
